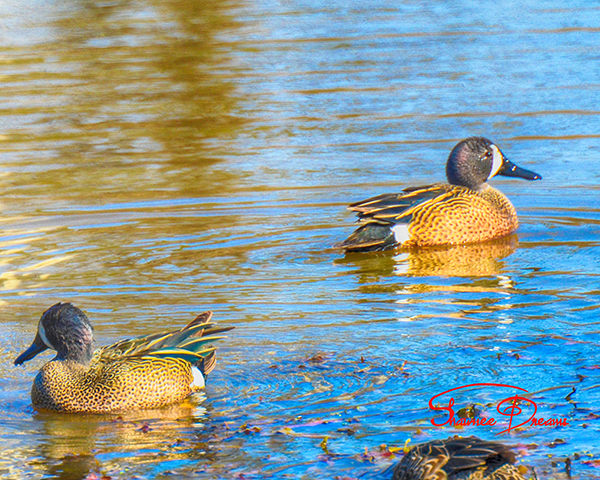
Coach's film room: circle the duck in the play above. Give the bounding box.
[14,302,233,413]
[392,436,527,480]
[338,137,541,252]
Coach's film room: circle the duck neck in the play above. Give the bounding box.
[61,343,93,365]
[56,329,94,365]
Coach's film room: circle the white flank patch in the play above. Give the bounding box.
[488,144,504,180]
[38,323,55,350]
[391,224,410,245]
[191,366,205,389]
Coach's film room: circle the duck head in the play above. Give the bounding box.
[446,137,542,191]
[14,303,94,366]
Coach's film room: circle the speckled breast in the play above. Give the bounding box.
[407,186,519,247]
[31,357,196,414]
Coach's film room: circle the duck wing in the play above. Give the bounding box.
[348,184,455,225]
[95,312,233,371]
[338,184,460,251]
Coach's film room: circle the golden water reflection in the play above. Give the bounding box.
[34,398,209,480]
[339,235,517,280]
[392,236,517,278]
[3,0,248,209]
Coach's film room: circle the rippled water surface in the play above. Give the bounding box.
[1,0,600,479]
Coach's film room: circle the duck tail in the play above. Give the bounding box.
[144,312,234,367]
[200,351,218,376]
[336,224,397,252]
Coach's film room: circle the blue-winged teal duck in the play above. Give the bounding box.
[339,137,541,252]
[14,302,233,413]
[392,436,527,480]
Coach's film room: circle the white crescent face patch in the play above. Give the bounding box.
[38,322,55,350]
[488,144,504,180]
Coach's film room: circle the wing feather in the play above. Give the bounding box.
[349,184,456,225]
[95,312,233,368]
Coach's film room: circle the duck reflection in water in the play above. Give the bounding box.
[392,236,518,278]
[339,235,517,280]
[32,401,211,480]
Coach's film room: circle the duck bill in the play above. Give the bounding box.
[14,333,49,365]
[498,159,542,181]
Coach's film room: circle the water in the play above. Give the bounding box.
[1,0,600,478]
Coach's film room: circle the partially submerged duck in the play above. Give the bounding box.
[14,302,233,413]
[339,137,541,252]
[392,436,527,480]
